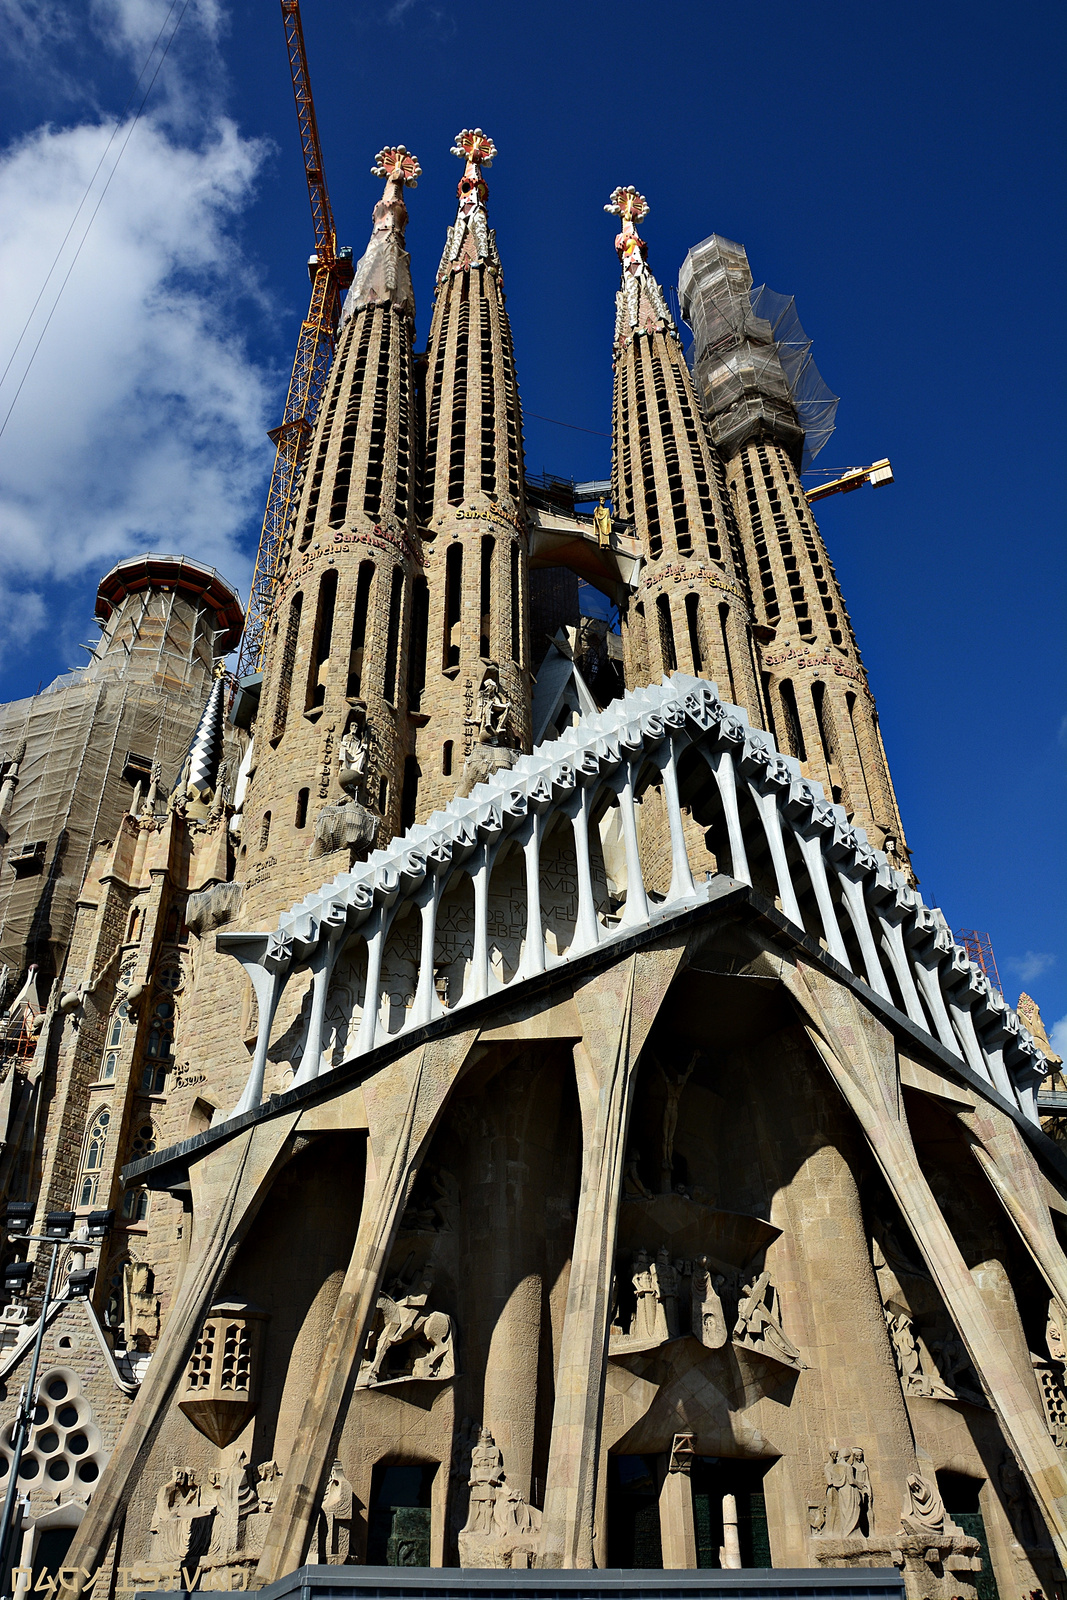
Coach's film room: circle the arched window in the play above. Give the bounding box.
[259,811,271,852]
[122,1188,149,1223]
[107,1004,128,1050]
[80,1109,111,1205]
[143,1000,174,1093]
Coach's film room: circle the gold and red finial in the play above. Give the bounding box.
[606,186,650,271]
[372,145,421,187]
[451,128,496,168]
[605,185,649,226]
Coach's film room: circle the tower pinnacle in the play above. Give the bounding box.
[343,145,422,323]
[605,186,674,350]
[441,129,499,276]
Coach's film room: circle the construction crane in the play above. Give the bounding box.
[804,459,893,504]
[234,0,353,684]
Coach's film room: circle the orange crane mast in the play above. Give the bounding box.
[235,0,353,683]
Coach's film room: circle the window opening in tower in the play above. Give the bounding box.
[685,592,704,674]
[408,575,429,711]
[656,594,677,672]
[306,567,337,711]
[778,678,806,762]
[447,297,470,505]
[718,603,737,703]
[510,541,522,668]
[479,535,494,659]
[383,566,404,705]
[346,562,374,699]
[444,543,463,670]
[272,592,303,740]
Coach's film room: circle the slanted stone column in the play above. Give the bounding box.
[539,939,688,1568]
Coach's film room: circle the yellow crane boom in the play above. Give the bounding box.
[235,0,352,682]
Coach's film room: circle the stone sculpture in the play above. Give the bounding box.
[311,797,380,860]
[622,1147,652,1199]
[630,1248,658,1340]
[477,662,513,747]
[458,1426,542,1569]
[815,1447,874,1538]
[593,498,612,547]
[358,1268,455,1386]
[1047,1300,1067,1366]
[651,1246,681,1340]
[658,1051,696,1192]
[316,1461,356,1564]
[691,1255,729,1349]
[901,1472,944,1536]
[149,1470,213,1566]
[337,705,371,798]
[733,1272,805,1368]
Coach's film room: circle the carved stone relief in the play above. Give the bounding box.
[315,1460,356,1564]
[356,1265,455,1388]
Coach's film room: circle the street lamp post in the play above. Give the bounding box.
[0,1205,112,1599]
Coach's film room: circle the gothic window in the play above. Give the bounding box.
[157,965,182,991]
[122,1188,149,1223]
[107,1005,128,1050]
[79,1109,110,1205]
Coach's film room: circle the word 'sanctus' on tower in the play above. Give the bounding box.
[418,131,530,814]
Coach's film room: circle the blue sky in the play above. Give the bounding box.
[0,0,1064,1041]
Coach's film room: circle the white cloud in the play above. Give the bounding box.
[0,111,275,663]
[1051,1014,1067,1060]
[1006,950,1056,986]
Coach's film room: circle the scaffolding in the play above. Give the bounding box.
[678,234,838,469]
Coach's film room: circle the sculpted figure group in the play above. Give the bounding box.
[458,1427,542,1569]
[817,1447,874,1538]
[615,1250,804,1369]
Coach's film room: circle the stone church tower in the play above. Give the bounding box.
[0,139,1061,1598]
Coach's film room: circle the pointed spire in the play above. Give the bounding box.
[183,661,227,819]
[605,185,676,353]
[342,145,422,324]
[440,128,499,278]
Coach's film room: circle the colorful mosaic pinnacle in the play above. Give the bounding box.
[451,127,497,167]
[371,144,421,187]
[605,183,650,225]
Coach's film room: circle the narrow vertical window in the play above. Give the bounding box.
[717,603,737,703]
[272,593,302,739]
[383,566,404,704]
[306,568,338,711]
[779,679,807,761]
[259,811,271,851]
[444,543,462,670]
[761,672,780,747]
[684,593,703,674]
[401,757,420,829]
[655,594,677,672]
[346,562,374,698]
[408,576,429,711]
[378,776,388,814]
[479,535,494,658]
[510,541,521,667]
[295,788,309,829]
[442,741,453,777]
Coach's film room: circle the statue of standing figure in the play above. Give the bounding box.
[658,1051,697,1193]
[593,498,612,547]
[691,1256,728,1349]
[477,663,513,747]
[630,1248,658,1340]
[818,1446,872,1537]
[651,1246,680,1340]
[337,704,371,799]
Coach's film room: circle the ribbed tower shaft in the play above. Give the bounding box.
[606,188,761,726]
[726,438,910,865]
[241,149,424,921]
[416,131,530,817]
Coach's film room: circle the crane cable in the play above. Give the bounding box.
[0,0,191,446]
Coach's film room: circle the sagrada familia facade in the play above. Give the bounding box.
[0,131,1064,1597]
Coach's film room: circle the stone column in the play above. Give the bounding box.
[659,1433,697,1569]
[539,939,688,1568]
